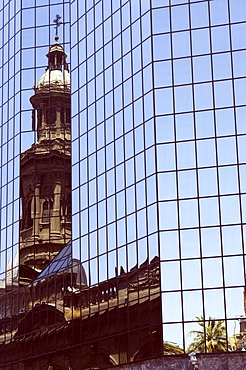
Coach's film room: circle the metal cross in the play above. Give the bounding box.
[53,14,62,36]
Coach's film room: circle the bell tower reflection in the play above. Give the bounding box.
[19,35,71,286]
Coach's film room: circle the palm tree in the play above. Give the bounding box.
[164,341,184,355]
[187,316,227,353]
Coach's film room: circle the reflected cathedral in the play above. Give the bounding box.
[0,33,162,369]
[19,35,72,285]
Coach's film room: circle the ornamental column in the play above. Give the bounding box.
[33,181,41,236]
[51,179,62,235]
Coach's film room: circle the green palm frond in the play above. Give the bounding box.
[187,316,227,353]
[164,341,184,355]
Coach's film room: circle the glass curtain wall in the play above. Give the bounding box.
[0,0,246,368]
[71,0,162,366]
[71,0,246,356]
[0,1,20,296]
[0,1,71,369]
[71,0,159,298]
[155,0,246,352]
[0,0,70,282]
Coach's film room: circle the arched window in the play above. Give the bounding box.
[66,108,71,124]
[60,107,71,126]
[37,109,42,127]
[60,107,64,125]
[46,107,56,126]
[42,198,53,223]
[24,198,33,229]
[61,195,71,222]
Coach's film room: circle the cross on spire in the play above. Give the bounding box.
[53,14,62,36]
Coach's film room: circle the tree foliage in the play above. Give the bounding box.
[188,316,227,353]
[164,341,184,355]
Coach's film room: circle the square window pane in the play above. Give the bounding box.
[224,256,244,287]
[195,110,215,139]
[193,55,212,83]
[198,168,218,197]
[182,259,202,289]
[194,83,213,110]
[201,227,221,257]
[199,197,220,227]
[212,25,230,52]
[219,166,239,195]
[155,88,173,115]
[183,291,203,322]
[197,139,216,167]
[159,201,178,230]
[178,170,197,199]
[176,113,194,141]
[213,53,232,80]
[171,5,189,31]
[152,7,170,34]
[156,116,174,143]
[225,288,244,323]
[203,258,223,288]
[210,0,229,25]
[174,85,193,113]
[162,292,182,322]
[234,78,246,106]
[179,199,199,228]
[161,261,181,291]
[158,172,177,201]
[192,28,210,55]
[232,23,246,50]
[222,225,242,256]
[163,323,184,353]
[220,195,240,225]
[217,137,237,165]
[215,108,235,137]
[154,61,172,88]
[177,141,196,169]
[191,2,209,28]
[174,58,192,85]
[157,144,176,171]
[204,289,225,319]
[233,50,246,78]
[214,80,233,109]
[153,34,171,60]
[160,231,180,260]
[172,31,190,58]
[181,228,200,259]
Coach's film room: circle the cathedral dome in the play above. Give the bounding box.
[36,36,70,91]
[37,68,70,90]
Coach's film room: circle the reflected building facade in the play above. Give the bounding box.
[0,2,162,368]
[19,36,72,285]
[0,0,246,368]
